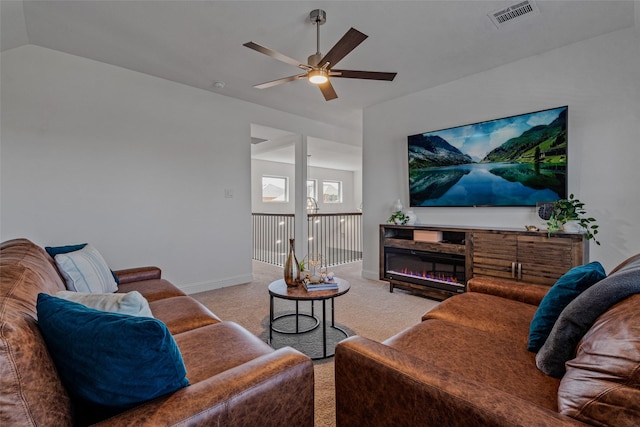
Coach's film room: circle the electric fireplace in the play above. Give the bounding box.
[383,247,466,296]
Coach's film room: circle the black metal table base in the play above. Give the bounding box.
[271,306,320,334]
[269,297,348,360]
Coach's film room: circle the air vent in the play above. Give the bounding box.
[489,0,540,28]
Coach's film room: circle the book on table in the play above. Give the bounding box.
[303,281,338,291]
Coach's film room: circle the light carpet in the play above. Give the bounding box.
[192,260,439,427]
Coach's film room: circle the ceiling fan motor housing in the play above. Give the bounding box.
[308,52,323,67]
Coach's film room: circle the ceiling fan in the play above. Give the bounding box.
[243,9,397,101]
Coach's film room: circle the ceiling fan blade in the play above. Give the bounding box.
[318,28,368,69]
[254,74,307,89]
[243,41,310,70]
[318,81,338,101]
[330,70,397,81]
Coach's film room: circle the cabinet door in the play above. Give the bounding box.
[517,235,575,285]
[472,232,518,280]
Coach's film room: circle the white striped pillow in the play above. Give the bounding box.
[54,245,118,293]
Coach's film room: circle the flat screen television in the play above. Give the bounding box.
[408,106,567,207]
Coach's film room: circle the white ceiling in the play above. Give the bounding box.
[2,1,635,126]
[1,1,635,171]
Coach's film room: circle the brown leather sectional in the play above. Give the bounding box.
[0,238,314,426]
[335,253,640,426]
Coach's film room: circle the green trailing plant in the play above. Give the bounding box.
[387,211,409,225]
[547,194,600,245]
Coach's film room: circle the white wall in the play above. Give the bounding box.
[0,45,361,292]
[362,18,640,277]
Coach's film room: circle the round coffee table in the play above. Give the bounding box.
[268,278,350,360]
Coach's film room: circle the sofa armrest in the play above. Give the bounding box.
[113,266,162,284]
[335,336,585,427]
[94,347,314,427]
[467,276,550,305]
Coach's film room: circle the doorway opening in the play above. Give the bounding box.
[250,124,363,268]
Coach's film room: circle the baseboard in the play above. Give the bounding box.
[361,269,380,281]
[180,273,253,295]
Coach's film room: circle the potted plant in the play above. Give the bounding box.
[387,211,409,225]
[547,194,600,245]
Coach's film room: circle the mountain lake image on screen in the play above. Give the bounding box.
[407,106,568,207]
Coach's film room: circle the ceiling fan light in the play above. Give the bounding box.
[308,70,328,84]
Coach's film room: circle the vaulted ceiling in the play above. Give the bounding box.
[2,1,635,127]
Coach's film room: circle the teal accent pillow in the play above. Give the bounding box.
[527,261,606,352]
[37,293,189,408]
[45,243,120,285]
[536,257,640,377]
[45,243,87,257]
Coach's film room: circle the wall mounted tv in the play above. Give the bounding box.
[408,106,567,207]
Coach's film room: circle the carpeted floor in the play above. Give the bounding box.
[192,260,439,427]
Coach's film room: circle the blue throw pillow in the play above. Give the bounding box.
[536,257,640,377]
[527,261,606,352]
[45,243,88,258]
[45,243,120,285]
[37,293,189,408]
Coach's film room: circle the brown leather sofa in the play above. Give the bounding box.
[1,238,314,426]
[335,253,640,426]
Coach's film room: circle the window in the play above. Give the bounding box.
[322,180,342,203]
[307,180,317,200]
[262,176,288,202]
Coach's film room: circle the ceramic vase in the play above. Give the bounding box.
[405,210,418,225]
[284,238,301,287]
[562,220,583,233]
